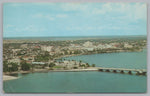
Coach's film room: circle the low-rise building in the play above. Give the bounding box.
[41,46,53,52]
[32,62,45,69]
[83,47,94,51]
[20,44,28,48]
[8,58,20,65]
[124,43,133,48]
[83,41,93,47]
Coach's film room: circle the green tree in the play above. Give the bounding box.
[35,55,49,62]
[3,61,8,72]
[49,63,55,70]
[21,61,31,71]
[79,60,82,67]
[3,61,18,72]
[10,63,19,71]
[49,63,55,67]
[42,64,48,68]
[86,63,90,67]
[92,64,95,67]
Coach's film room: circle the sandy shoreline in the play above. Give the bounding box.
[3,68,98,81]
[3,66,147,82]
[3,75,19,81]
[3,48,144,82]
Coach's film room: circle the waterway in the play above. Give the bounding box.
[3,49,147,93]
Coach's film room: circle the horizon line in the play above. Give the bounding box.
[3,35,147,38]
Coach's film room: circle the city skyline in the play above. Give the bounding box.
[3,3,147,37]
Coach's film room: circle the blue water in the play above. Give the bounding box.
[4,36,146,41]
[62,49,147,69]
[3,49,147,93]
[3,72,146,93]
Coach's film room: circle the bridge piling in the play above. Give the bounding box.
[106,69,110,72]
[113,70,117,73]
[128,71,132,74]
[120,70,124,73]
[136,71,147,75]
[98,67,146,76]
[99,69,103,72]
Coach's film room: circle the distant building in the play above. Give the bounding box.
[32,62,45,65]
[105,44,112,48]
[12,49,21,52]
[124,43,133,48]
[20,44,28,48]
[32,62,45,69]
[110,43,120,48]
[8,58,20,65]
[84,47,94,51]
[97,44,106,49]
[22,56,34,61]
[41,46,53,52]
[97,44,112,49]
[83,41,93,47]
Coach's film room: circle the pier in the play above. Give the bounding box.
[98,67,147,75]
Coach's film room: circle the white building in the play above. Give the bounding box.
[97,44,106,49]
[32,62,45,65]
[83,41,93,47]
[8,58,20,65]
[105,44,112,48]
[124,43,133,48]
[22,56,34,61]
[20,44,28,48]
[84,47,94,51]
[12,49,21,52]
[41,46,53,52]
[97,44,112,49]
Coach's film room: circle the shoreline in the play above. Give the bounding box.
[3,68,99,81]
[54,48,145,61]
[3,75,19,81]
[3,48,146,81]
[3,67,99,74]
[3,66,147,81]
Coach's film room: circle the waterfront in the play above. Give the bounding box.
[3,72,147,93]
[3,2,147,93]
[62,48,147,69]
[3,49,147,93]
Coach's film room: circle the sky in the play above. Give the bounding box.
[3,3,147,37]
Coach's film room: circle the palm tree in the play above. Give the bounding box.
[86,63,90,67]
[79,60,82,67]
[92,64,95,67]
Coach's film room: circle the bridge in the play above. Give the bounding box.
[97,67,147,75]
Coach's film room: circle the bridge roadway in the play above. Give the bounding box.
[97,67,147,75]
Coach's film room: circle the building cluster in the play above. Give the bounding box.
[3,38,146,70]
[54,60,87,69]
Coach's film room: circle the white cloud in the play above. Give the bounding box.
[23,25,46,32]
[60,3,88,11]
[4,25,46,33]
[32,13,68,21]
[59,3,146,21]
[66,26,104,31]
[32,14,54,21]
[92,3,147,21]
